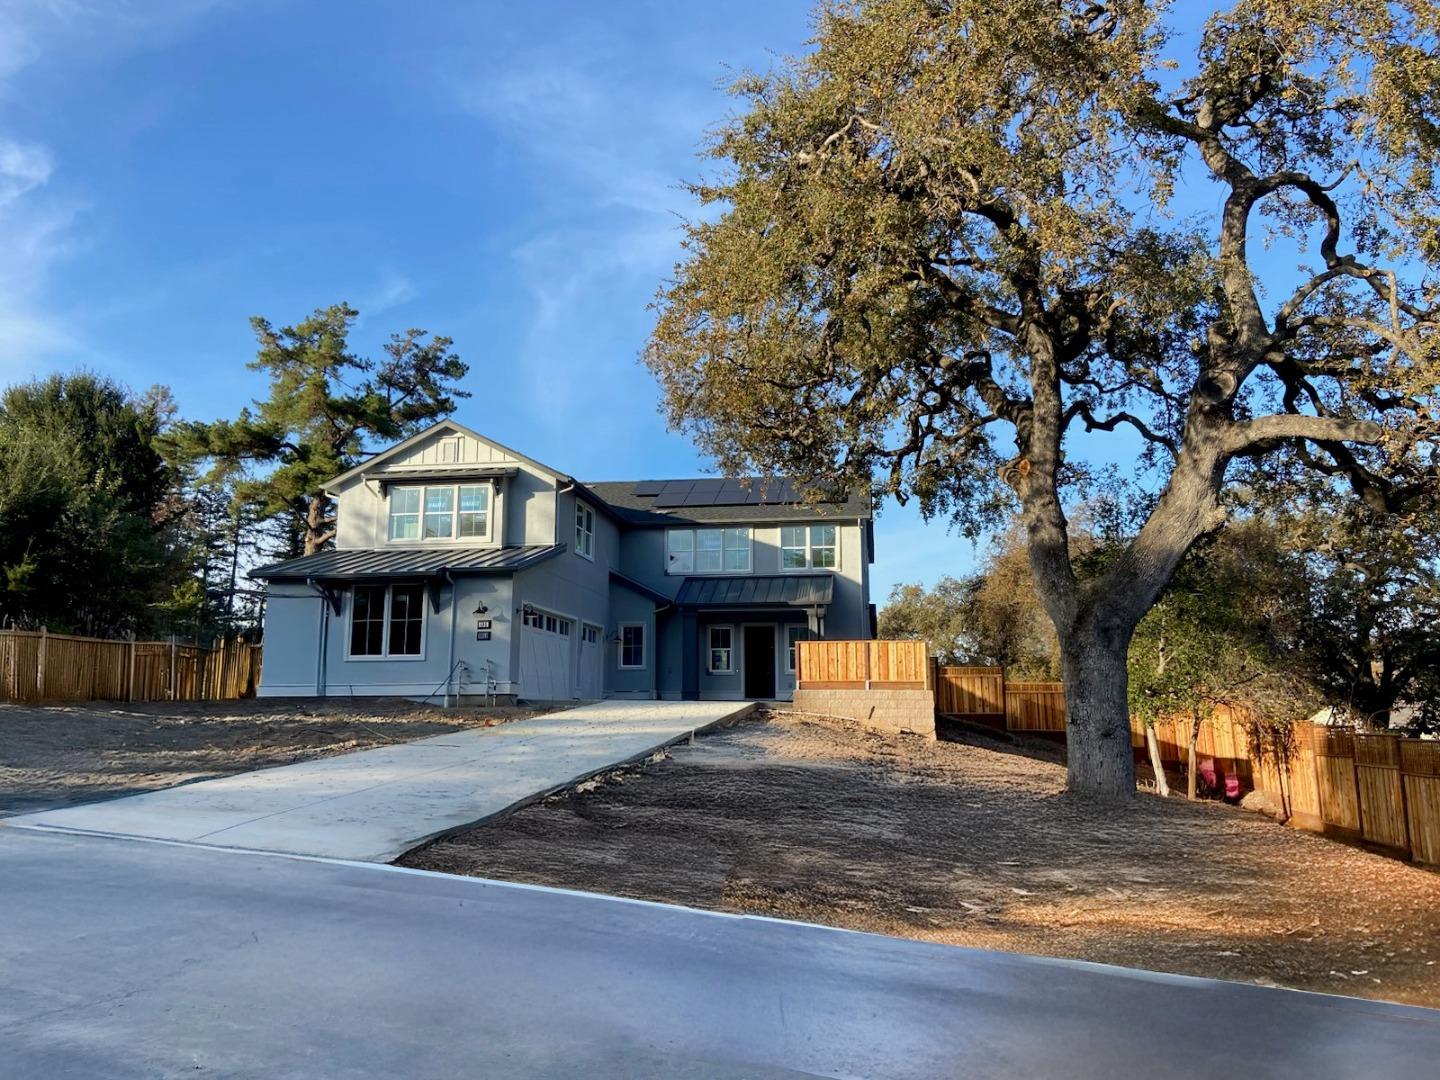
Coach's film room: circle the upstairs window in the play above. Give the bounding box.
[781,524,838,570]
[388,483,491,543]
[666,527,750,574]
[576,501,595,559]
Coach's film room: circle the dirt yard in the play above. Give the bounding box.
[0,698,546,815]
[402,710,1440,1008]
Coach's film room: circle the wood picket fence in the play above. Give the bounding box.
[0,628,262,704]
[794,639,933,690]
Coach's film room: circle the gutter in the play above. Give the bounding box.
[305,577,330,698]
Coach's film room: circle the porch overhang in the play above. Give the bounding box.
[673,574,832,613]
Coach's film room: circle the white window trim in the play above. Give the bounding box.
[665,527,753,575]
[707,624,736,675]
[784,625,811,673]
[345,583,428,662]
[386,482,494,546]
[618,623,646,670]
[779,523,842,572]
[575,501,596,561]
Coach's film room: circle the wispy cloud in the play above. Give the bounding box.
[0,1,232,371]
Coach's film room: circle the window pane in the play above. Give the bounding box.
[389,487,421,541]
[387,585,424,655]
[621,624,644,667]
[723,528,750,571]
[457,485,488,538]
[781,526,808,568]
[350,585,387,655]
[708,626,732,672]
[576,503,594,556]
[423,487,454,539]
[786,626,810,671]
[667,530,694,573]
[696,529,723,572]
[810,525,837,568]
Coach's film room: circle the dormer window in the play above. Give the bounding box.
[388,483,490,543]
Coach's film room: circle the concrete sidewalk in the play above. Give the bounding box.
[2,827,1436,1079]
[6,700,750,861]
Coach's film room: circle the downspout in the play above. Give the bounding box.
[444,570,459,708]
[305,578,330,698]
[556,478,577,546]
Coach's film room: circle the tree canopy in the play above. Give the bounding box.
[646,0,1440,797]
[166,303,469,556]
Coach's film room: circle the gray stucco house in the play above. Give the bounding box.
[251,420,875,704]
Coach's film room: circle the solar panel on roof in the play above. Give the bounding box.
[685,490,721,506]
[631,481,666,496]
[653,491,687,507]
[691,478,724,493]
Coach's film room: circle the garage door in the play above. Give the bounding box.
[519,607,573,701]
[578,623,604,699]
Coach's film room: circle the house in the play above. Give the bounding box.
[251,420,875,703]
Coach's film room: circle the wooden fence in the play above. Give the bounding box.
[0,628,262,704]
[935,665,1440,866]
[935,665,1067,732]
[795,640,933,690]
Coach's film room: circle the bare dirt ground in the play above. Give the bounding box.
[402,710,1440,1009]
[0,698,546,815]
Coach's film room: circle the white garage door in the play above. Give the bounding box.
[519,607,573,701]
[578,623,604,699]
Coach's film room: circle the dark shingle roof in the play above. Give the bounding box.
[674,574,834,608]
[251,545,562,582]
[584,479,870,526]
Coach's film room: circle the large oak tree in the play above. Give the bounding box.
[646,0,1440,797]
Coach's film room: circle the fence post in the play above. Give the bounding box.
[863,641,872,690]
[216,636,228,701]
[127,634,137,702]
[36,625,47,700]
[169,635,177,701]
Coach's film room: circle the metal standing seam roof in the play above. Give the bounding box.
[250,545,563,582]
[673,574,834,608]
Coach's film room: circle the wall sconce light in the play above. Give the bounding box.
[473,602,489,615]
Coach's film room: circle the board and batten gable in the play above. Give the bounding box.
[330,425,560,550]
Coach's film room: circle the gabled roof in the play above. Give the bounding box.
[251,544,562,582]
[584,480,870,526]
[674,574,834,608]
[323,420,567,491]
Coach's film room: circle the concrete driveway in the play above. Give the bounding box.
[1,827,1436,1080]
[6,700,751,861]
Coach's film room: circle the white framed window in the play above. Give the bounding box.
[619,623,645,669]
[666,527,751,574]
[707,625,735,674]
[785,625,812,673]
[348,583,425,658]
[575,501,595,560]
[388,483,492,543]
[457,485,489,538]
[781,524,838,570]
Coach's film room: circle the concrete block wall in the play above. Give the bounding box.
[790,688,936,739]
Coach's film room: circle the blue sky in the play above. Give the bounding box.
[0,1,1203,600]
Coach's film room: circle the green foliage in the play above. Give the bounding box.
[877,576,979,665]
[165,303,469,555]
[0,373,188,636]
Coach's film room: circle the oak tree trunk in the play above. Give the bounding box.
[1058,623,1137,800]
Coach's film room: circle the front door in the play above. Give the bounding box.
[743,625,776,699]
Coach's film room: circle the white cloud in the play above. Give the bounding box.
[0,138,53,203]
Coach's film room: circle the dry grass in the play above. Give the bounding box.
[402,710,1440,1008]
[0,698,546,815]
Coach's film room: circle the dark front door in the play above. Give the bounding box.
[743,625,776,699]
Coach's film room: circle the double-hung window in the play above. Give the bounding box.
[388,483,491,543]
[575,501,595,559]
[619,624,645,669]
[349,583,425,658]
[781,524,838,570]
[666,527,750,574]
[707,625,734,674]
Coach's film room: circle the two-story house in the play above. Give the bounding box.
[251,420,875,703]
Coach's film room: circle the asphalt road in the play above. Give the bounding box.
[2,825,1436,1079]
